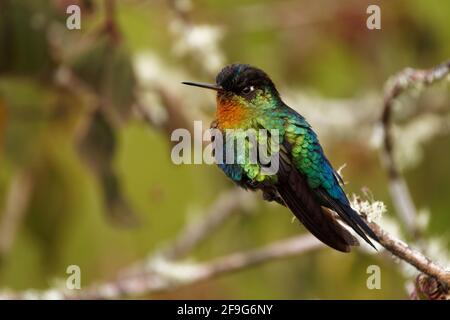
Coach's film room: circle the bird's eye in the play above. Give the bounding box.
[241,86,254,95]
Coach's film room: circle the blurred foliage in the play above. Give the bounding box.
[0,0,448,299]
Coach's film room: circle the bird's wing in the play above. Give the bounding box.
[237,113,361,252]
[282,111,378,249]
[277,141,359,252]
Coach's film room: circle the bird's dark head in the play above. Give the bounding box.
[215,64,278,97]
[182,64,280,110]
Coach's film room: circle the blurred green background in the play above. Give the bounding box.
[0,0,449,299]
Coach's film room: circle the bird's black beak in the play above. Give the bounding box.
[182,81,223,91]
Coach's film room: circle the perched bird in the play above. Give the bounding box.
[183,64,378,252]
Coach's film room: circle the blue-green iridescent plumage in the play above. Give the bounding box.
[186,64,378,252]
[218,105,346,203]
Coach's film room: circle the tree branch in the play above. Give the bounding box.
[368,222,450,286]
[380,60,450,237]
[0,234,322,299]
[121,187,256,276]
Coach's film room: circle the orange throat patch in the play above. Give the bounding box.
[216,97,252,130]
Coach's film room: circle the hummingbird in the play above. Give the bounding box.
[182,64,378,252]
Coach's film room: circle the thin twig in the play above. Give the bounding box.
[380,60,450,237]
[80,234,321,299]
[162,188,255,260]
[120,187,255,278]
[196,234,322,278]
[0,169,34,261]
[102,0,120,42]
